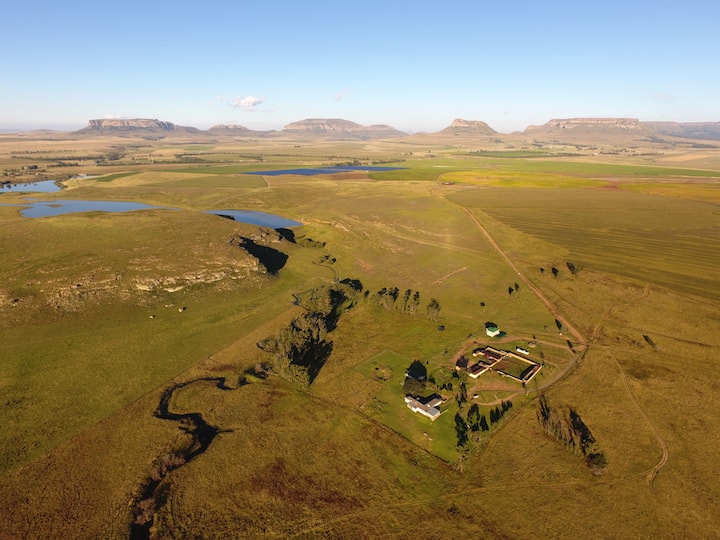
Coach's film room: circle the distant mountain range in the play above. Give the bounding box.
[47,117,720,143]
[643,121,720,140]
[77,118,406,140]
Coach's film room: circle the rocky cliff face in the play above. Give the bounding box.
[526,118,645,131]
[282,118,405,139]
[79,118,202,136]
[86,118,178,130]
[521,117,660,143]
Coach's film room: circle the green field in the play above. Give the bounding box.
[1,132,719,537]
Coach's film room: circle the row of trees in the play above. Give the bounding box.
[537,394,607,468]
[366,286,441,321]
[368,286,421,314]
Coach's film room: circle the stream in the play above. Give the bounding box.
[129,377,235,539]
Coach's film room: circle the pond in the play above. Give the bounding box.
[0,180,61,193]
[0,198,302,227]
[7,199,172,218]
[205,209,302,228]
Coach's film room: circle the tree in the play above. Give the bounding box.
[403,376,425,396]
[388,286,400,303]
[467,403,481,432]
[454,413,469,447]
[456,381,468,407]
[401,289,412,313]
[426,298,441,321]
[406,359,427,381]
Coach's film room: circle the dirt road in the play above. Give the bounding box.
[461,207,587,349]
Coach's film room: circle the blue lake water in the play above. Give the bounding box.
[0,198,301,227]
[246,166,403,176]
[10,200,171,218]
[0,180,61,193]
[205,209,302,228]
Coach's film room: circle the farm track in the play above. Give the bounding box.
[459,206,587,349]
[448,196,671,494]
[606,351,669,494]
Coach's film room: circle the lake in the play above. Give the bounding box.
[0,180,61,193]
[0,198,301,227]
[7,199,172,218]
[205,209,302,228]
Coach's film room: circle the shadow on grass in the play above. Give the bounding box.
[237,237,288,275]
[294,340,334,384]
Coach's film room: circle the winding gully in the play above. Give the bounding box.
[129,377,236,539]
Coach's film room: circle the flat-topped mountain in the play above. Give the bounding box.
[281,118,406,139]
[439,118,497,135]
[643,121,720,141]
[78,118,201,135]
[88,118,175,130]
[522,117,659,143]
[526,117,646,131]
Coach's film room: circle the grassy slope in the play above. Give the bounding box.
[1,136,719,537]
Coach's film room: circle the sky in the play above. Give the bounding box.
[2,0,719,133]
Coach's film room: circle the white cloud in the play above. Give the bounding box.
[335,89,348,101]
[231,96,264,111]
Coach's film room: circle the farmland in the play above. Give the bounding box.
[0,131,719,538]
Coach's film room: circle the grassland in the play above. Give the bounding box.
[0,132,719,538]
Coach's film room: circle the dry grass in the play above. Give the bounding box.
[1,132,719,537]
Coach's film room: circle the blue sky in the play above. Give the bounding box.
[2,0,719,133]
